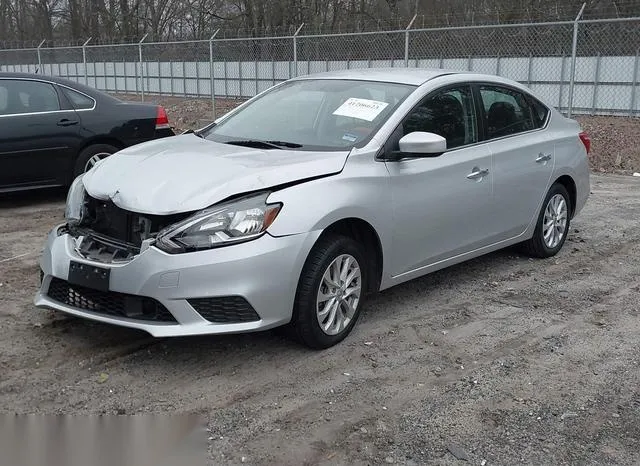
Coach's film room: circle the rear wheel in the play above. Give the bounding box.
[290,235,367,349]
[521,183,571,258]
[73,143,118,177]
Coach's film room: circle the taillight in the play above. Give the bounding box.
[579,131,591,154]
[155,106,170,130]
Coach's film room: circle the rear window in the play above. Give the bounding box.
[63,87,95,110]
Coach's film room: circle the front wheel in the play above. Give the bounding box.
[521,183,571,258]
[290,235,368,349]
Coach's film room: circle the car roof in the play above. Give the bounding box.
[1,71,84,86]
[291,67,464,86]
[0,71,118,102]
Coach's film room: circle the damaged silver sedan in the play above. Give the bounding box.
[35,68,590,348]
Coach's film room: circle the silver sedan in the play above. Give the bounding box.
[35,68,590,349]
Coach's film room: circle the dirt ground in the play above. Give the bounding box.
[1,173,640,465]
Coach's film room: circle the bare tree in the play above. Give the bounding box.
[0,0,638,45]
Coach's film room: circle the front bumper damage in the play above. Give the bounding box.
[35,224,320,337]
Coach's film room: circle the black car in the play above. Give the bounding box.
[0,72,175,192]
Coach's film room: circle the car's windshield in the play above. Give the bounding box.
[203,79,416,151]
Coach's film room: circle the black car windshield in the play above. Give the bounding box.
[203,79,416,151]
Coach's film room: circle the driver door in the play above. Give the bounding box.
[384,84,496,277]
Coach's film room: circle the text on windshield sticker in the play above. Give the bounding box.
[332,98,389,121]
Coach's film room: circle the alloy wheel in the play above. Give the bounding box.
[84,152,110,172]
[316,254,362,336]
[542,193,568,249]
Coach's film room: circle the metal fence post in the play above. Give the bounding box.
[209,29,220,120]
[630,47,639,116]
[82,37,92,85]
[36,39,45,73]
[591,53,601,115]
[567,3,586,118]
[558,53,567,110]
[138,34,148,101]
[404,14,417,67]
[293,23,305,77]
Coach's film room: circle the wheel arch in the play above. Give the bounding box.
[315,217,384,294]
[68,137,125,183]
[76,136,125,157]
[553,174,577,218]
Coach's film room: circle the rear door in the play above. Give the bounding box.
[476,84,554,239]
[0,79,82,190]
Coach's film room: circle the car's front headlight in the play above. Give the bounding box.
[155,192,282,253]
[65,175,86,225]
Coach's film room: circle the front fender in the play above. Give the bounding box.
[266,154,393,265]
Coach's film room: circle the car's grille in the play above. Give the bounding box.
[188,296,260,323]
[46,277,177,323]
[76,234,138,263]
[78,196,190,247]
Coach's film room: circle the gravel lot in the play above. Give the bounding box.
[1,174,640,464]
[1,93,639,464]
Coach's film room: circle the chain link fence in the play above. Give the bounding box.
[1,17,638,118]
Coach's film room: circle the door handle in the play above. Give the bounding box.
[466,168,490,180]
[57,118,79,127]
[536,153,552,163]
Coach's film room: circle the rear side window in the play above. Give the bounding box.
[63,87,95,110]
[0,84,7,114]
[529,97,549,128]
[479,86,535,139]
[0,79,60,115]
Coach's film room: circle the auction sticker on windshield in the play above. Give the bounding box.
[332,97,389,121]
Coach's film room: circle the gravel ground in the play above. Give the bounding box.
[1,174,640,465]
[116,93,640,175]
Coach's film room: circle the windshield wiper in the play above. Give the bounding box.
[225,139,302,150]
[265,140,303,148]
[183,129,204,138]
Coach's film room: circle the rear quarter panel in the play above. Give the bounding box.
[548,111,590,217]
[78,102,171,148]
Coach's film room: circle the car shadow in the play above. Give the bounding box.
[0,187,67,208]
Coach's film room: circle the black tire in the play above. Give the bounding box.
[73,144,119,178]
[520,183,571,258]
[289,234,368,349]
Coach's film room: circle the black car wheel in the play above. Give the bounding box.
[73,144,118,177]
[521,183,571,258]
[290,234,368,349]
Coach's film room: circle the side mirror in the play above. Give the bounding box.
[392,132,447,159]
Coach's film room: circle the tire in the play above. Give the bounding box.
[73,144,119,178]
[520,183,571,258]
[289,234,368,349]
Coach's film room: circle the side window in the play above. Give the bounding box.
[529,97,549,128]
[63,87,95,110]
[0,80,60,115]
[402,86,477,150]
[0,82,8,114]
[480,86,535,139]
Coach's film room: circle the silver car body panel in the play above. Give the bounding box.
[35,224,321,336]
[36,69,590,336]
[82,134,349,215]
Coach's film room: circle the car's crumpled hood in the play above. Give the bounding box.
[82,134,349,215]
